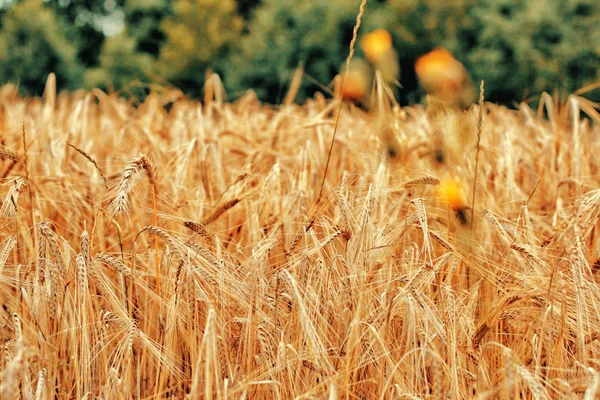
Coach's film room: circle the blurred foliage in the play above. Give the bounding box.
[0,0,598,104]
[465,0,600,103]
[235,0,260,19]
[371,0,599,103]
[83,0,170,96]
[84,32,154,96]
[0,0,83,94]
[124,0,170,57]
[156,0,243,98]
[226,0,389,102]
[45,0,126,67]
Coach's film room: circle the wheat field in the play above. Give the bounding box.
[0,74,600,399]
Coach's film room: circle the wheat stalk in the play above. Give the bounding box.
[0,177,26,218]
[1,60,599,399]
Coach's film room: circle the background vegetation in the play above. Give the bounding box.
[0,0,598,104]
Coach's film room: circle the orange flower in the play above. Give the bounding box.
[361,29,393,63]
[437,178,467,211]
[438,178,470,226]
[360,29,400,85]
[415,48,474,108]
[340,58,371,102]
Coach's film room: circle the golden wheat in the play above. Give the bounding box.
[0,72,599,398]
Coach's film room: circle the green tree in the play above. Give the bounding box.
[227,0,389,103]
[465,0,600,102]
[368,0,599,103]
[0,0,83,95]
[44,0,126,67]
[124,0,171,57]
[84,32,155,96]
[157,0,243,97]
[235,0,261,19]
[83,0,171,96]
[0,0,18,29]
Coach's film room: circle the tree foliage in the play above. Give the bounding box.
[123,0,171,57]
[83,0,171,96]
[156,0,243,97]
[369,0,599,104]
[84,32,155,95]
[226,0,389,102]
[465,0,600,102]
[235,0,261,20]
[0,0,83,95]
[0,0,598,103]
[45,0,126,67]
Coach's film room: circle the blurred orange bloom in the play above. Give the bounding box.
[415,48,474,108]
[340,58,371,102]
[361,29,393,63]
[438,178,467,211]
[360,29,400,86]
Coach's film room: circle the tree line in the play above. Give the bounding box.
[0,0,598,104]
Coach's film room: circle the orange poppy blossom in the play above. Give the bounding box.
[415,48,475,109]
[437,177,470,226]
[361,29,393,63]
[339,58,372,103]
[360,29,400,85]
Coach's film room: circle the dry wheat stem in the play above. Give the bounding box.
[0,74,599,398]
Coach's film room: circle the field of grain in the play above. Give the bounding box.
[0,75,600,399]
